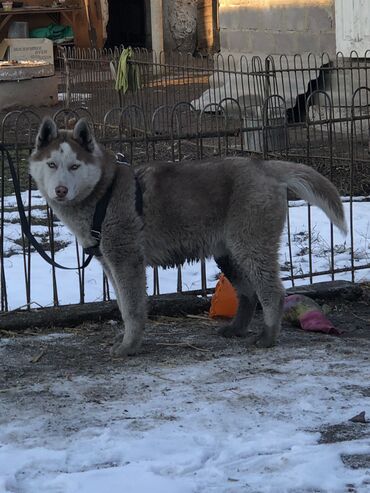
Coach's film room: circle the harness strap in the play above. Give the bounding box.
[1,143,93,270]
[83,182,114,258]
[84,175,143,258]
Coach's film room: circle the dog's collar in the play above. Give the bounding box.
[84,174,143,258]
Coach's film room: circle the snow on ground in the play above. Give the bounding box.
[1,326,370,493]
[1,192,370,309]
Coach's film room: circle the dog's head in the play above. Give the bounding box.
[29,117,103,205]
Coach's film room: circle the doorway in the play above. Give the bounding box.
[105,0,147,48]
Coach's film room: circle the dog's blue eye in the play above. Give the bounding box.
[47,162,56,169]
[71,164,80,171]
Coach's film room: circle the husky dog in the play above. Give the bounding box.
[29,118,347,356]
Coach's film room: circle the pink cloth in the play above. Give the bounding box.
[283,294,340,335]
[299,310,340,335]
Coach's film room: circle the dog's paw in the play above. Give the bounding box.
[110,338,142,357]
[218,324,248,338]
[244,331,277,348]
[244,333,260,346]
[255,334,277,348]
[112,332,124,345]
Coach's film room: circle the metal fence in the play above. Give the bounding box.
[0,48,369,312]
[57,46,370,160]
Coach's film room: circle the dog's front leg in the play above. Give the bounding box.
[99,258,126,346]
[104,253,147,357]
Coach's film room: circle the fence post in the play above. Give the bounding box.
[60,48,71,109]
[151,0,165,67]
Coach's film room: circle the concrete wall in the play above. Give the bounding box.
[219,0,336,56]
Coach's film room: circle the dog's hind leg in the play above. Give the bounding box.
[215,255,258,338]
[219,289,258,338]
[226,194,287,348]
[243,255,285,348]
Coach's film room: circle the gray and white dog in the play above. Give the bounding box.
[29,117,347,356]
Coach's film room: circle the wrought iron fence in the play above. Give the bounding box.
[57,46,370,161]
[0,49,369,312]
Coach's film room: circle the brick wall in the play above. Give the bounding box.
[219,0,335,55]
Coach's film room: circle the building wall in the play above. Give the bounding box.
[219,0,336,56]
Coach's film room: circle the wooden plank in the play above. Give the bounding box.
[73,0,104,48]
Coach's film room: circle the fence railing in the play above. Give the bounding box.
[57,47,370,161]
[0,49,369,312]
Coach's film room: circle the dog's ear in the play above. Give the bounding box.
[72,118,95,153]
[36,117,58,149]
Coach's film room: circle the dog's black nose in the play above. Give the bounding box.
[55,186,68,198]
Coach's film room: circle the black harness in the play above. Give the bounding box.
[83,175,143,258]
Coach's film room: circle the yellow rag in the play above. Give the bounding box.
[115,47,141,94]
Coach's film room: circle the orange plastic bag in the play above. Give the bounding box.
[209,274,238,318]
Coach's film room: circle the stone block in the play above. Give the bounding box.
[260,8,285,31]
[219,10,233,30]
[0,61,54,82]
[297,31,322,54]
[307,6,334,33]
[222,29,253,53]
[284,7,308,32]
[319,32,336,55]
[236,8,263,31]
[250,30,275,54]
[275,32,299,55]
[0,75,59,111]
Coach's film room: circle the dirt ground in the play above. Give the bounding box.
[1,290,369,375]
[2,289,370,465]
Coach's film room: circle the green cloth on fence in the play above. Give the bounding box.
[115,47,141,94]
[30,24,74,43]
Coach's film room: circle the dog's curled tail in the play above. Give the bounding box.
[269,160,348,235]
